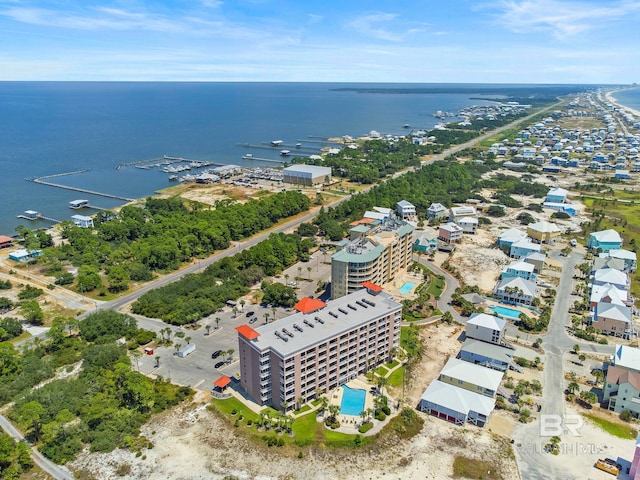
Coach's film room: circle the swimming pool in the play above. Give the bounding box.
[340,385,366,416]
[399,281,416,294]
[490,305,523,319]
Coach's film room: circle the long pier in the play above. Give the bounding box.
[17,214,61,224]
[26,169,90,181]
[31,177,135,202]
[116,157,167,169]
[242,155,286,164]
[237,142,317,153]
[162,155,227,167]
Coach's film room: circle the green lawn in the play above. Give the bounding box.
[386,359,400,370]
[375,366,389,377]
[386,366,405,388]
[211,397,261,423]
[583,413,638,440]
[426,277,444,297]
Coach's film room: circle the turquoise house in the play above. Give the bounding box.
[588,229,623,253]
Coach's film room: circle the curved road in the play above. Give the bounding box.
[0,414,74,480]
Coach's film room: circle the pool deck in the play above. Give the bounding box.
[329,378,374,424]
[483,299,539,320]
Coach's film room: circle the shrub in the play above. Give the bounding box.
[375,411,386,421]
[621,410,633,422]
[358,422,373,433]
[381,406,391,416]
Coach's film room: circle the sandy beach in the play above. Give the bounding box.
[605,89,640,118]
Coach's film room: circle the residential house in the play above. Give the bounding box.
[427,203,448,220]
[603,249,637,272]
[524,252,546,274]
[438,358,503,398]
[546,187,569,203]
[396,200,416,220]
[71,214,94,229]
[466,313,507,345]
[497,228,527,248]
[458,338,514,372]
[609,345,640,373]
[590,283,629,309]
[526,221,561,244]
[449,206,477,223]
[494,277,537,305]
[502,260,536,281]
[593,268,629,291]
[588,229,623,253]
[419,380,495,428]
[592,302,633,338]
[457,216,478,234]
[510,239,542,259]
[603,365,640,418]
[438,222,463,243]
[413,229,438,254]
[592,256,626,273]
[0,235,13,249]
[8,249,42,262]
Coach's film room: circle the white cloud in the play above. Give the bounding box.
[347,12,404,41]
[492,0,640,39]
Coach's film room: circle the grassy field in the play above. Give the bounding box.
[452,456,503,479]
[583,413,638,440]
[386,366,405,388]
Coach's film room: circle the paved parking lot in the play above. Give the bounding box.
[132,252,333,391]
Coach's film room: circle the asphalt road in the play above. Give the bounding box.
[0,414,74,480]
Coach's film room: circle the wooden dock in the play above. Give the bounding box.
[31,177,135,202]
[17,214,61,224]
[242,155,286,164]
[116,157,167,169]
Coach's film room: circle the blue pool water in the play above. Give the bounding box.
[399,281,416,294]
[340,385,366,416]
[490,305,523,319]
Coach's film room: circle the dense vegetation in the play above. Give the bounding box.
[3,311,191,464]
[0,432,33,479]
[132,233,312,323]
[21,191,310,295]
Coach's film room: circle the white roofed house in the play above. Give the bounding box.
[419,380,496,428]
[588,229,623,253]
[437,358,504,398]
[71,214,94,229]
[396,200,416,220]
[509,238,542,259]
[502,260,536,281]
[497,228,526,248]
[494,277,537,305]
[602,249,637,273]
[438,222,463,244]
[593,268,630,291]
[427,202,448,220]
[449,205,477,222]
[590,283,630,309]
[592,302,634,339]
[466,313,507,346]
[457,216,478,234]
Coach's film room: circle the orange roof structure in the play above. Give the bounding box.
[213,375,231,389]
[349,217,376,226]
[361,281,382,292]
[236,325,260,340]
[294,296,327,314]
[0,235,13,245]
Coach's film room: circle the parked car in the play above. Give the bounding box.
[211,350,223,359]
[249,317,257,324]
[245,311,255,317]
[215,361,226,369]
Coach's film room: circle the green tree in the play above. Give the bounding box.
[107,265,130,293]
[17,401,44,441]
[20,301,44,325]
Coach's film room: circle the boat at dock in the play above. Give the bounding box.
[168,175,179,181]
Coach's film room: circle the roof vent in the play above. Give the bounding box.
[282,328,294,338]
[293,323,303,332]
[355,300,368,308]
[338,307,348,315]
[347,304,357,311]
[274,331,288,342]
[304,319,315,328]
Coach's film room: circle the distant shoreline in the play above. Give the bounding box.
[606,87,640,118]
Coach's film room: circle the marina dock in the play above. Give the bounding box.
[241,155,286,164]
[17,213,61,224]
[31,177,135,202]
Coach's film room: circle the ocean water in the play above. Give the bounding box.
[0,82,578,233]
[613,86,640,112]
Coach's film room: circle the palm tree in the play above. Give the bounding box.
[328,404,339,424]
[131,349,142,371]
[284,273,290,284]
[297,266,302,279]
[239,299,246,311]
[263,313,270,324]
[567,381,580,394]
[174,343,181,354]
[155,355,160,368]
[215,317,221,329]
[232,306,238,318]
[185,336,192,344]
[359,410,367,425]
[377,375,388,395]
[205,324,211,336]
[318,396,329,415]
[271,307,277,322]
[297,396,305,411]
[307,266,312,280]
[282,401,289,414]
[226,348,234,363]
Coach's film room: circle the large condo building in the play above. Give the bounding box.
[331,214,413,299]
[236,285,402,412]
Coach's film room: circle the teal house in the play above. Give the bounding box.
[588,229,623,253]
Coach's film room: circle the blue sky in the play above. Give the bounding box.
[1,0,639,82]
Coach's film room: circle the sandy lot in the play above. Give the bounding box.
[68,323,521,480]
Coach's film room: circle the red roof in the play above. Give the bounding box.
[236,325,260,340]
[362,281,383,292]
[294,297,327,314]
[0,235,13,244]
[213,375,231,388]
